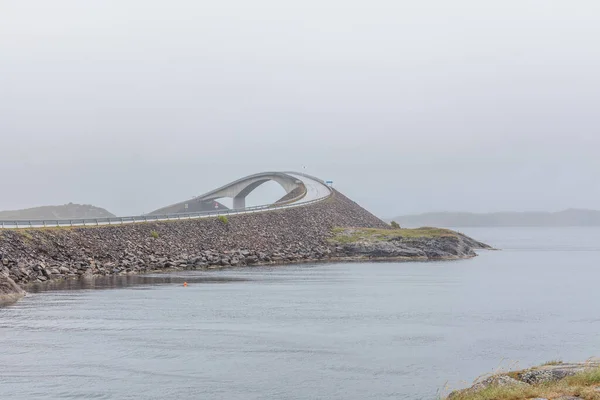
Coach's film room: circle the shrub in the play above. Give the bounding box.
[218,215,229,224]
[150,230,159,239]
[390,221,401,229]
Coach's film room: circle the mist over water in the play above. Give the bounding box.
[1,228,599,399]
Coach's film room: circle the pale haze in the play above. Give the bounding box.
[1,0,599,217]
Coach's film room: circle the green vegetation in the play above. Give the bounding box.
[218,215,229,225]
[390,221,401,229]
[17,230,34,241]
[150,230,159,239]
[448,366,600,400]
[330,227,459,245]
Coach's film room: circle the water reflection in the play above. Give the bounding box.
[25,273,249,293]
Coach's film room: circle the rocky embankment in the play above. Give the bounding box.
[0,191,489,295]
[448,361,600,399]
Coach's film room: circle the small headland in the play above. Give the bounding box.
[0,191,490,304]
[447,360,600,400]
[330,227,491,261]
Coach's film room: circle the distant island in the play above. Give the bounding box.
[0,203,115,220]
[388,209,600,227]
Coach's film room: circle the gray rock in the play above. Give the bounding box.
[0,275,26,305]
[448,375,529,398]
[519,363,600,384]
[342,241,426,258]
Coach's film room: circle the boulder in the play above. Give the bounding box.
[0,275,26,305]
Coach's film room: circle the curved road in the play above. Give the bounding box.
[0,172,332,229]
[286,173,331,203]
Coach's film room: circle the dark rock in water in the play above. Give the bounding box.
[0,275,26,305]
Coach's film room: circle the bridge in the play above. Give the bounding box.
[0,172,332,229]
[150,171,309,215]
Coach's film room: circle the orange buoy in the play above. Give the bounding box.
[183,282,188,287]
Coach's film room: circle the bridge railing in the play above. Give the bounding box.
[0,192,332,229]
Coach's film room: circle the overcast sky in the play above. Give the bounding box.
[1,0,599,217]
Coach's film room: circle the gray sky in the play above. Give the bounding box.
[1,0,599,217]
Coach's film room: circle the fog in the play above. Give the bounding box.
[1,0,599,217]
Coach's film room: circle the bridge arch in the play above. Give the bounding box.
[149,172,304,215]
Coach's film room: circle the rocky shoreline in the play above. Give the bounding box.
[0,191,490,304]
[448,360,600,399]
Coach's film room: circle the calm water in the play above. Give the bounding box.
[1,228,600,399]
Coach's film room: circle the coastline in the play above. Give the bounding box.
[1,191,491,305]
[20,250,482,288]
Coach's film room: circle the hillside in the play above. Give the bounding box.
[389,209,600,227]
[0,203,116,220]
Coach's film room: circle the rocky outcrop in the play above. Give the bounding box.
[0,274,26,305]
[337,233,489,261]
[448,361,600,399]
[0,191,489,296]
[516,362,600,384]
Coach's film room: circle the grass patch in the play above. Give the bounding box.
[17,230,34,241]
[330,227,459,244]
[217,215,229,225]
[150,230,159,239]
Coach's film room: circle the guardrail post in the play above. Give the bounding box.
[120,218,123,225]
[70,220,73,227]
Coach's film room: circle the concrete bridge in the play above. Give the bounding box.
[149,172,309,215]
[0,171,332,228]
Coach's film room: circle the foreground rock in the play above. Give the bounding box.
[0,274,26,305]
[0,191,490,301]
[448,361,600,399]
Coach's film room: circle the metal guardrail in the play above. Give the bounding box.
[0,189,332,229]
